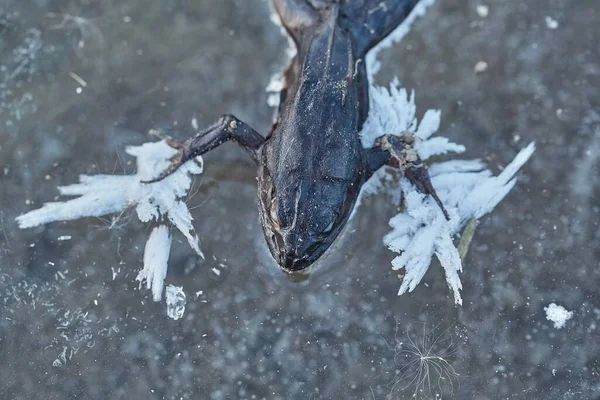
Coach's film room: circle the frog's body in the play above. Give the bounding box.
[153,0,448,271]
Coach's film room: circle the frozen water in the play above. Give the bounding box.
[16,140,204,301]
[545,16,559,30]
[361,80,535,304]
[1,1,598,399]
[545,303,573,329]
[137,225,172,301]
[165,285,186,320]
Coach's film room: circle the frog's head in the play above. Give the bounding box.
[257,161,361,272]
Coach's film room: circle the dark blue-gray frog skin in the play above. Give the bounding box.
[151,0,448,272]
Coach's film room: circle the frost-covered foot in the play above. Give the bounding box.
[16,140,204,301]
[142,130,193,184]
[361,80,535,305]
[374,132,450,220]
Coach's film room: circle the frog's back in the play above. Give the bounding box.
[258,0,420,269]
[272,7,365,178]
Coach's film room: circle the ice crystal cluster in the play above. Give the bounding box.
[361,81,535,304]
[17,141,204,301]
[544,303,573,329]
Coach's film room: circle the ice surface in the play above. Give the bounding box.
[476,5,489,18]
[544,303,573,329]
[16,140,204,302]
[165,285,186,320]
[366,0,437,79]
[361,80,535,304]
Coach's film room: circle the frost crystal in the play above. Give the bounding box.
[361,81,535,305]
[17,140,204,301]
[165,285,186,320]
[544,303,573,329]
[137,225,172,301]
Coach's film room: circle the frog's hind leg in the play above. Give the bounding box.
[144,115,265,183]
[364,132,450,220]
[340,0,420,57]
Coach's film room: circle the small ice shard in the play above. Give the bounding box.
[476,5,489,18]
[361,81,535,305]
[265,73,285,108]
[544,303,573,329]
[165,285,186,320]
[545,16,559,30]
[17,140,204,301]
[474,61,488,73]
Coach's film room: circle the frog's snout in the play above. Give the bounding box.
[270,231,318,272]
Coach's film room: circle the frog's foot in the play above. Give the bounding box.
[404,159,450,221]
[143,146,192,184]
[142,114,266,184]
[364,132,450,220]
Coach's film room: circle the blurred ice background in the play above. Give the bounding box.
[0,0,599,399]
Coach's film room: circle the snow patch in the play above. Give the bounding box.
[545,303,573,329]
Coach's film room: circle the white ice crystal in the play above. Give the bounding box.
[361,80,535,305]
[16,140,204,301]
[165,284,187,320]
[137,225,172,302]
[544,303,573,329]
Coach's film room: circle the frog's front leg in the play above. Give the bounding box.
[364,132,450,220]
[145,114,265,182]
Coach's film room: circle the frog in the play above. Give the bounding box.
[149,0,448,272]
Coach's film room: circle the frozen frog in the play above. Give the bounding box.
[148,0,448,272]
